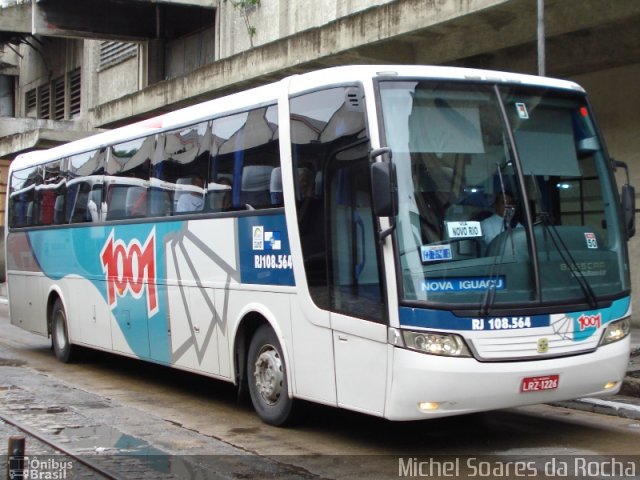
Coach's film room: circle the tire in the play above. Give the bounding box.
[247,325,296,426]
[51,299,77,363]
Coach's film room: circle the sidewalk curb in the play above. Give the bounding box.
[551,396,640,421]
[550,355,640,420]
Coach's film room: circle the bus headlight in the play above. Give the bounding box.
[600,317,631,346]
[402,330,471,357]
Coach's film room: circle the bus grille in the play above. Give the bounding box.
[468,328,600,361]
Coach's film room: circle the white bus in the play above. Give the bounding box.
[5,65,635,425]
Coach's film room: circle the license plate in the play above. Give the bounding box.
[520,374,559,393]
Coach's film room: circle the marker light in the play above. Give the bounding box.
[600,317,631,346]
[418,402,440,412]
[603,381,618,390]
[402,330,471,357]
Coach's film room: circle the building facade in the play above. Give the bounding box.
[0,0,639,317]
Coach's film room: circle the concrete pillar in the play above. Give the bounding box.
[0,76,14,117]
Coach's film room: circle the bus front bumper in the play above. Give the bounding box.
[384,336,630,421]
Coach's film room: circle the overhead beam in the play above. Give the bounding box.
[125,0,215,6]
[32,0,214,41]
[0,128,97,160]
[0,1,31,34]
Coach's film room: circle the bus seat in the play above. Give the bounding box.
[125,186,147,217]
[208,177,232,211]
[25,201,33,226]
[87,189,102,221]
[269,167,283,206]
[315,170,323,197]
[241,165,273,207]
[148,188,171,216]
[39,190,55,225]
[106,186,126,220]
[53,195,66,224]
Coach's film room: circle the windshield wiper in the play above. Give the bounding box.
[478,164,517,316]
[528,170,598,309]
[478,208,517,316]
[536,212,598,309]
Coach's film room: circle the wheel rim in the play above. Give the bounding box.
[253,344,283,406]
[54,310,67,351]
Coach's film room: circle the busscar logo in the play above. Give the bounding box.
[100,228,158,316]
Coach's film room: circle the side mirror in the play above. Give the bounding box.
[370,148,398,218]
[613,159,636,239]
[370,147,398,242]
[621,183,636,239]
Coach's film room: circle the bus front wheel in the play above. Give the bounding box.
[51,299,77,363]
[247,325,296,426]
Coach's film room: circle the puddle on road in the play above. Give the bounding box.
[228,426,259,435]
[0,358,26,367]
[57,424,165,456]
[56,424,307,478]
[58,424,179,476]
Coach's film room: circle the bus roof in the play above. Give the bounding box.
[10,65,584,173]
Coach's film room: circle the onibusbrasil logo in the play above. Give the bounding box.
[9,456,73,479]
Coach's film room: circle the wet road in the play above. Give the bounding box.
[0,303,638,479]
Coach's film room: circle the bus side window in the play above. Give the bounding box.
[211,105,279,211]
[107,137,153,219]
[153,122,210,217]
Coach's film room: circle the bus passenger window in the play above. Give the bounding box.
[107,137,153,219]
[153,122,211,217]
[211,105,280,211]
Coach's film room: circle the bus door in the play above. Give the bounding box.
[292,85,389,414]
[326,144,389,415]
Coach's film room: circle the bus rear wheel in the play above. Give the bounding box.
[247,325,296,426]
[51,299,77,363]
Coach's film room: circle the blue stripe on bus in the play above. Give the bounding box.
[399,307,549,331]
[399,296,630,339]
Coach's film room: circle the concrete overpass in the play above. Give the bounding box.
[86,0,640,127]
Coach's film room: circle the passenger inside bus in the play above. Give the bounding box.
[481,191,521,249]
[175,175,205,213]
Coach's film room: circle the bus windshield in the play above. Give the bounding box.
[378,80,629,311]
